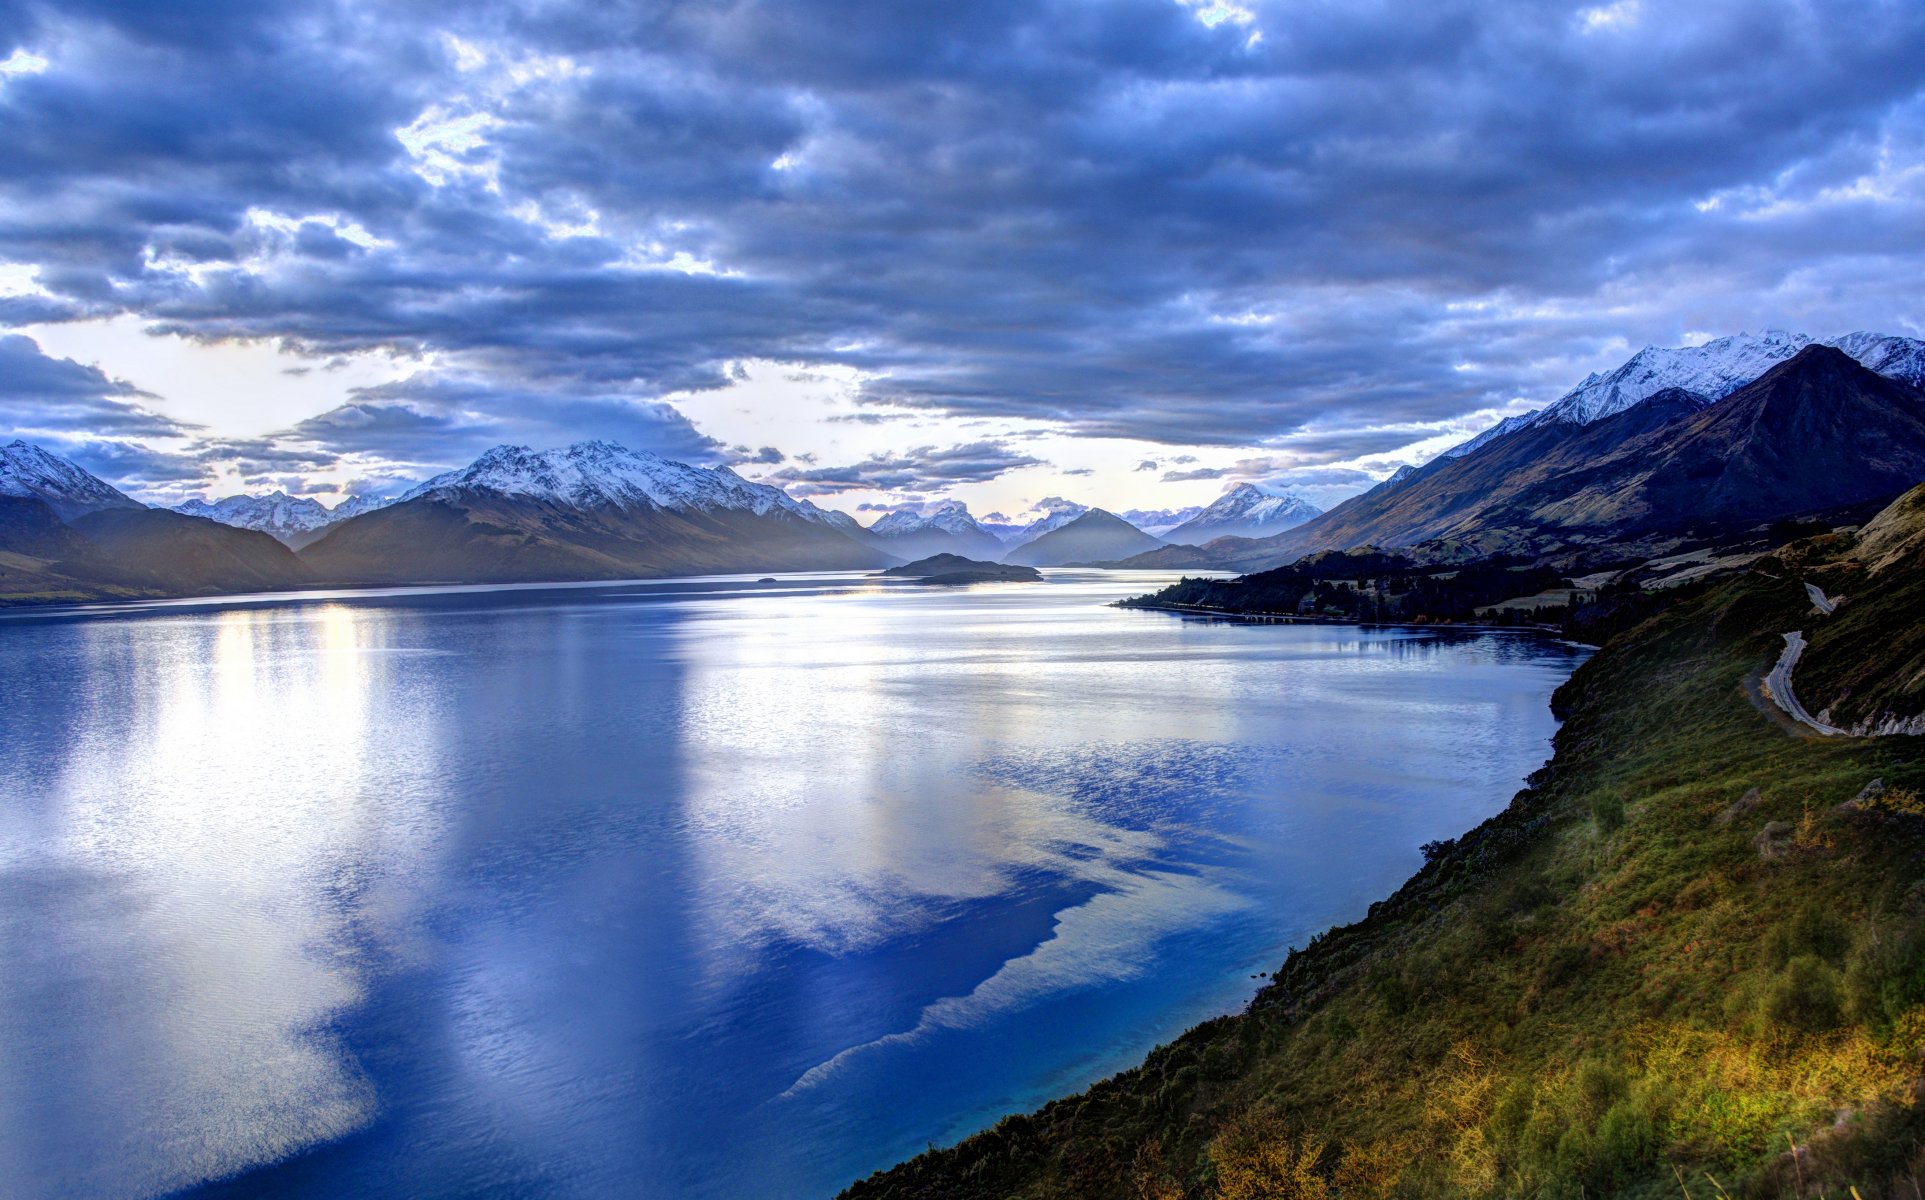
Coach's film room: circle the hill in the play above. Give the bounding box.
[877,553,1043,585]
[845,510,1925,1199]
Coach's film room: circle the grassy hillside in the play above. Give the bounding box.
[847,543,1925,1197]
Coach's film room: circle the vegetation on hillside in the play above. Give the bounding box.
[1118,550,1574,626]
[848,528,1925,1198]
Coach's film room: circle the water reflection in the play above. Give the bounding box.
[0,573,1587,1199]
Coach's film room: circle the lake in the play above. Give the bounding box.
[0,570,1587,1200]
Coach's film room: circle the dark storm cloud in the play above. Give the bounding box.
[0,334,197,438]
[1,0,1923,475]
[763,440,1045,496]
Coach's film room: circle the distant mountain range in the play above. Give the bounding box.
[172,491,390,550]
[866,499,1007,560]
[303,441,892,584]
[1003,509,1166,566]
[7,328,1925,602]
[1162,483,1321,544]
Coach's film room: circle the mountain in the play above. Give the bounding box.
[1827,331,1925,389]
[0,441,309,603]
[1377,464,1419,490]
[0,439,143,520]
[173,491,338,549]
[1118,505,1204,538]
[302,440,892,584]
[999,498,1090,548]
[69,508,314,595]
[1205,348,1925,569]
[1524,330,1925,432]
[1441,412,1539,459]
[1002,509,1164,567]
[865,500,1006,560]
[328,493,394,521]
[1163,484,1322,544]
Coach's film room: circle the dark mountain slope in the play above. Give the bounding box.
[302,488,892,585]
[1003,510,1164,567]
[1166,349,1925,572]
[69,508,314,595]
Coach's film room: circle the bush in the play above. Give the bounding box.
[1844,922,1925,1030]
[1764,955,1845,1032]
[1591,793,1626,833]
[1767,903,1851,967]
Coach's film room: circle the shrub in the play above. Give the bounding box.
[1591,792,1626,833]
[1764,955,1845,1032]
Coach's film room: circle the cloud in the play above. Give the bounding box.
[0,334,194,439]
[1134,460,1158,471]
[763,440,1044,495]
[0,0,1919,483]
[1162,466,1228,482]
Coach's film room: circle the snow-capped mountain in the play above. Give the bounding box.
[1441,412,1539,459]
[867,499,1005,560]
[1377,464,1419,489]
[305,439,888,583]
[1119,505,1205,537]
[0,440,143,521]
[169,490,404,546]
[997,498,1089,548]
[1533,331,1925,430]
[1164,483,1322,544]
[402,440,840,525]
[1435,330,1925,460]
[174,492,335,539]
[1827,332,1925,389]
[328,493,394,522]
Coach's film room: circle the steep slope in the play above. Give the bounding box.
[849,553,1925,1200]
[1164,484,1322,544]
[867,500,1006,560]
[1211,350,1924,569]
[0,439,143,520]
[1002,509,1164,566]
[68,508,313,595]
[1535,330,1813,427]
[0,494,132,603]
[1791,482,1925,734]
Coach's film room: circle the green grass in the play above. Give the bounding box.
[844,558,1925,1199]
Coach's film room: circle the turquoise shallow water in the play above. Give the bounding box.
[0,569,1586,1200]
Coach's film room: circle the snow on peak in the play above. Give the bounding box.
[1535,330,1813,428]
[0,439,141,519]
[1438,330,1925,461]
[1165,481,1321,542]
[401,440,820,520]
[870,499,991,537]
[1441,411,1539,459]
[174,491,336,535]
[1119,504,1205,537]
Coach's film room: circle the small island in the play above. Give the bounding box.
[875,553,1044,586]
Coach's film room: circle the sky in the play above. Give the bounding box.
[1,0,1922,522]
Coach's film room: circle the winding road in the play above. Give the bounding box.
[1763,631,1848,736]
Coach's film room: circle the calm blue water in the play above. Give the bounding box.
[0,570,1586,1200]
